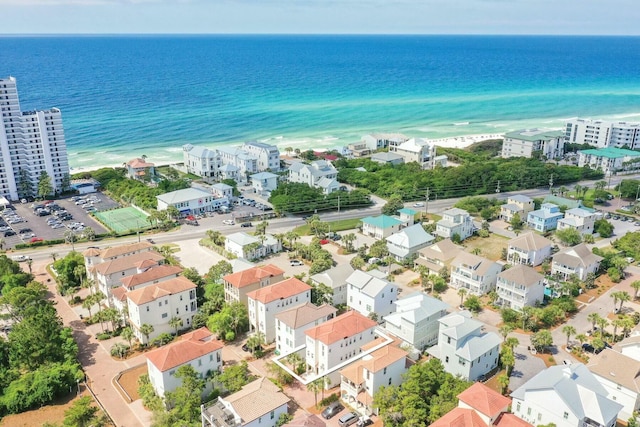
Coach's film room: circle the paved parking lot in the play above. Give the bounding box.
[1,192,116,249]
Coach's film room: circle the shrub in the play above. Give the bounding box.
[150,332,174,347]
[319,393,339,407]
[96,332,111,341]
[110,343,130,359]
[225,331,236,341]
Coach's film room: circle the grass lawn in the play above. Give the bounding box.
[294,217,363,236]
[155,165,200,181]
[461,233,509,261]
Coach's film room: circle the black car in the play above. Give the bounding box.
[4,230,16,237]
[321,402,344,419]
[241,222,253,228]
[241,341,261,353]
[18,228,32,234]
[357,419,373,427]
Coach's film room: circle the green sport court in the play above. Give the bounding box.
[94,207,151,234]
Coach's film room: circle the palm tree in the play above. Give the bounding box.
[562,325,576,347]
[285,147,293,157]
[575,333,588,347]
[286,353,303,373]
[499,325,513,342]
[558,186,568,196]
[611,292,620,312]
[612,317,625,341]
[121,326,134,348]
[306,377,324,407]
[521,306,535,331]
[140,323,154,346]
[595,180,607,191]
[83,226,95,241]
[169,316,183,335]
[631,280,640,300]
[504,337,519,351]
[574,185,583,199]
[617,291,631,311]
[587,312,601,332]
[342,233,356,253]
[26,258,33,274]
[50,252,58,263]
[497,373,510,395]
[457,288,467,306]
[596,317,609,339]
[471,247,482,255]
[501,347,515,376]
[64,229,77,251]
[82,295,96,318]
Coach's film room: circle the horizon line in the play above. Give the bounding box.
[1,33,640,37]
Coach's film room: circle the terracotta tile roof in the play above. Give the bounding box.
[126,276,195,306]
[457,382,511,418]
[223,264,285,288]
[493,413,533,427]
[120,265,183,289]
[275,303,337,329]
[82,247,101,257]
[127,157,155,168]
[99,241,154,260]
[340,344,407,384]
[146,327,223,372]
[429,407,487,427]
[93,251,164,276]
[305,311,377,345]
[135,259,158,269]
[246,277,311,304]
[224,377,290,424]
[111,287,128,302]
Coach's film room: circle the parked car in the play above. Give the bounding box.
[321,402,344,420]
[357,418,373,427]
[4,230,16,237]
[290,259,304,266]
[30,237,43,243]
[319,239,330,245]
[338,412,358,427]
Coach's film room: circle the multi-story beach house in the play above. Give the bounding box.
[340,344,408,416]
[250,171,279,194]
[361,215,404,240]
[386,223,435,261]
[310,264,354,306]
[223,264,285,306]
[201,378,290,427]
[156,187,229,215]
[500,195,535,223]
[182,144,222,179]
[127,276,198,344]
[0,77,70,201]
[111,264,184,312]
[526,203,564,232]
[241,141,281,172]
[588,348,640,420]
[389,137,437,169]
[428,311,501,381]
[501,129,565,159]
[551,243,603,281]
[496,265,545,311]
[507,232,553,267]
[577,147,640,176]
[511,364,621,427]
[383,292,450,351]
[246,278,312,343]
[83,241,155,273]
[435,208,475,241]
[414,238,463,275]
[126,157,155,181]
[288,160,339,194]
[557,207,597,235]
[361,133,409,151]
[449,252,502,296]
[146,327,223,398]
[346,269,398,319]
[565,118,640,150]
[275,302,336,356]
[224,232,264,260]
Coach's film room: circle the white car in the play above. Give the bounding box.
[413,202,425,207]
[222,219,235,225]
[51,224,65,229]
[0,226,10,232]
[11,255,30,262]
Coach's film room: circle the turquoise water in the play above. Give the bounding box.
[1,35,640,169]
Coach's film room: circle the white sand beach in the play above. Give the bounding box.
[428,133,505,149]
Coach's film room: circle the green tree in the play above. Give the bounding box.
[457,288,467,306]
[17,168,32,198]
[140,323,154,345]
[342,233,357,253]
[307,377,324,407]
[631,280,640,299]
[555,228,582,246]
[594,219,614,238]
[562,325,576,347]
[37,171,54,199]
[163,364,206,425]
[169,316,184,335]
[531,330,553,353]
[510,212,524,232]
[218,360,251,393]
[588,312,602,332]
[121,326,134,348]
[206,260,232,284]
[497,373,510,395]
[499,325,513,341]
[62,396,99,427]
[463,295,482,313]
[500,347,515,376]
[381,194,404,216]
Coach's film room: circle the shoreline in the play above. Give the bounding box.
[69,132,505,174]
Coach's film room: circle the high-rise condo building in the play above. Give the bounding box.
[565,118,640,150]
[0,77,69,201]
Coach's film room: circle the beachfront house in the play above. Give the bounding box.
[507,232,553,267]
[288,160,338,193]
[427,311,501,381]
[390,137,437,170]
[182,144,221,180]
[578,147,640,175]
[146,327,223,398]
[370,152,404,165]
[449,252,502,296]
[511,364,621,427]
[361,215,403,240]
[501,129,565,160]
[241,141,281,172]
[557,207,597,235]
[383,292,450,351]
[551,243,603,281]
[310,264,355,306]
[275,302,336,356]
[126,157,155,181]
[386,223,435,261]
[346,269,398,319]
[361,133,409,151]
[526,203,564,232]
[247,278,312,343]
[565,118,640,150]
[496,265,545,311]
[156,187,229,215]
[250,171,279,195]
[435,208,475,241]
[500,195,535,223]
[223,264,285,306]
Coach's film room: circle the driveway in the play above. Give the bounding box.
[509,342,545,391]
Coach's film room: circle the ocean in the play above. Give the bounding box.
[1,35,640,170]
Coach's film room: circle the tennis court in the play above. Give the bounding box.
[94,207,150,234]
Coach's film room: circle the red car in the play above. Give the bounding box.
[30,237,44,243]
[319,239,330,245]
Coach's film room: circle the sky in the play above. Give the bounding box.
[1,0,639,35]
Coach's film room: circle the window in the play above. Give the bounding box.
[527,408,531,416]
[383,367,387,375]
[563,412,568,419]
[389,377,392,385]
[516,402,520,412]
[270,411,275,420]
[162,313,168,318]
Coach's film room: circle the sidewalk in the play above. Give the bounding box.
[33,259,151,427]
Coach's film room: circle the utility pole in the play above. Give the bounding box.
[337,196,341,223]
[495,180,500,194]
[549,174,554,193]
[425,188,430,218]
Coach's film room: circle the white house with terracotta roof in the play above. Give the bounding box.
[500,195,535,223]
[436,208,475,241]
[428,311,501,381]
[111,264,183,312]
[310,264,355,305]
[126,157,155,180]
[496,265,545,311]
[127,276,198,344]
[414,238,463,275]
[305,311,378,381]
[557,207,597,235]
[340,344,408,416]
[551,243,603,281]
[201,377,290,427]
[247,278,312,343]
[346,270,398,319]
[223,264,285,306]
[386,223,435,261]
[507,232,553,267]
[83,241,154,273]
[450,252,502,296]
[511,364,622,427]
[588,348,640,420]
[275,303,336,355]
[146,327,223,398]
[383,292,450,351]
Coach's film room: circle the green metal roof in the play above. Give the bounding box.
[504,129,565,142]
[578,147,640,159]
[361,215,403,228]
[398,208,417,215]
